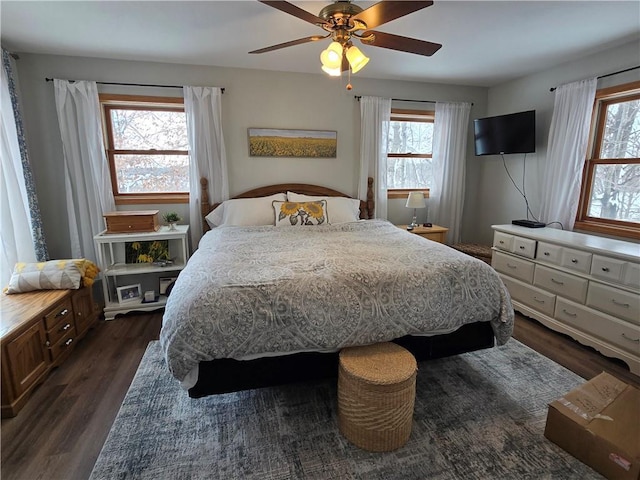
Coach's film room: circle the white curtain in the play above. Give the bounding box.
[358,96,391,219]
[54,80,115,261]
[431,102,471,244]
[539,78,597,230]
[0,59,36,286]
[183,86,228,248]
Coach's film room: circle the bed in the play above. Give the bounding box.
[160,178,514,397]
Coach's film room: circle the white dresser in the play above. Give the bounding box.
[491,224,640,375]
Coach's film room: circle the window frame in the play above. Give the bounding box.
[575,81,640,239]
[387,108,434,199]
[99,94,189,205]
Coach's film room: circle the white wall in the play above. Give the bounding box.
[470,40,640,245]
[19,42,635,259]
[16,53,487,258]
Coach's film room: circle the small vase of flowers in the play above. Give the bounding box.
[163,212,181,231]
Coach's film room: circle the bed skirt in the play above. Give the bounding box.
[188,321,495,398]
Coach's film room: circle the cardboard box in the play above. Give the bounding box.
[103,210,160,234]
[544,372,640,480]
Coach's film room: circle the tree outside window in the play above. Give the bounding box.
[387,109,434,199]
[576,81,640,239]
[100,94,189,205]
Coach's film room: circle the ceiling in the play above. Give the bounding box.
[1,1,639,87]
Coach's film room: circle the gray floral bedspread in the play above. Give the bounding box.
[160,220,514,385]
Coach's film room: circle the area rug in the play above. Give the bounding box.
[90,339,602,479]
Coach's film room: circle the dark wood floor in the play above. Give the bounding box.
[1,311,638,480]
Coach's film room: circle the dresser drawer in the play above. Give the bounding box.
[590,255,625,284]
[587,282,640,325]
[536,242,562,265]
[512,236,536,259]
[493,232,513,252]
[492,251,535,283]
[43,299,73,331]
[555,297,640,355]
[46,317,75,346]
[49,327,77,362]
[560,248,592,274]
[533,265,588,304]
[624,263,640,290]
[499,274,556,317]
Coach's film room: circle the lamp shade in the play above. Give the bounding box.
[405,191,427,209]
[345,45,369,74]
[320,41,343,69]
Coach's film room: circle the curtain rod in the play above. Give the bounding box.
[354,95,473,105]
[355,95,433,103]
[549,65,640,92]
[45,77,224,93]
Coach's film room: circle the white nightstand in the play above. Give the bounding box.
[93,225,189,320]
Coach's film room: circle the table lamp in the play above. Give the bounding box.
[405,192,426,230]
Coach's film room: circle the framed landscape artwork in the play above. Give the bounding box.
[248,128,337,158]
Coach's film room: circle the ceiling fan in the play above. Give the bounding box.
[249,1,442,79]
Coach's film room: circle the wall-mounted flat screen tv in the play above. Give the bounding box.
[473,110,536,155]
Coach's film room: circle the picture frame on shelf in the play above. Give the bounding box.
[159,277,178,295]
[116,284,142,304]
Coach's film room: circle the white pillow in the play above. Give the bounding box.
[214,193,287,226]
[205,203,224,228]
[287,192,360,224]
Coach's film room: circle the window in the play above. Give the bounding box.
[100,94,189,205]
[387,109,434,199]
[576,81,640,239]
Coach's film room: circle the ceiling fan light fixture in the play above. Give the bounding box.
[321,64,342,77]
[345,45,369,74]
[320,41,343,69]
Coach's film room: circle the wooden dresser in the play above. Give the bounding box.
[491,224,639,375]
[0,287,99,417]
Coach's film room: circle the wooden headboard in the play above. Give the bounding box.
[201,177,374,233]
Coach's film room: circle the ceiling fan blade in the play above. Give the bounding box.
[249,35,328,54]
[361,30,442,56]
[353,1,433,30]
[258,1,329,27]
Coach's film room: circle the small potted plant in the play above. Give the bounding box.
[163,212,181,231]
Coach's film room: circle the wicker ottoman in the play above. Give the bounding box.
[338,342,417,452]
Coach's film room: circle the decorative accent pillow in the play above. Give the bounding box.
[273,200,328,226]
[4,259,93,294]
[206,193,287,227]
[287,192,361,224]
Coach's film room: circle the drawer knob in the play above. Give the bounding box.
[533,297,545,304]
[55,309,69,318]
[601,267,610,272]
[499,241,504,244]
[621,333,640,343]
[519,246,525,250]
[64,338,73,347]
[551,278,564,285]
[59,323,71,332]
[544,252,550,256]
[571,258,578,263]
[507,263,517,269]
[562,309,577,317]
